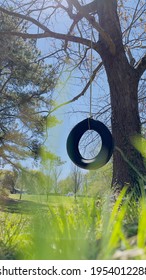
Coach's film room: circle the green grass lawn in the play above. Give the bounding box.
[0,191,146,260]
[10,193,79,205]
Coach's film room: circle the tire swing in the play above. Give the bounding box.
[66,26,114,170]
[66,117,114,170]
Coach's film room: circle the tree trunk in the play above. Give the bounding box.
[97,0,146,194]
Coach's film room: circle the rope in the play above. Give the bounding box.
[89,26,93,119]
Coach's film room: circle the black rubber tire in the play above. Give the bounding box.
[66,118,114,170]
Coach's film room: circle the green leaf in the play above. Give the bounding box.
[131,135,146,158]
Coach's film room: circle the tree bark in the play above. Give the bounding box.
[97,0,146,193]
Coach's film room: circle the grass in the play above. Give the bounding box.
[10,193,79,205]
[0,190,146,260]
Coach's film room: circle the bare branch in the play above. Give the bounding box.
[0,6,50,32]
[126,46,136,66]
[69,0,116,55]
[136,54,146,79]
[36,49,64,63]
[64,13,82,50]
[85,16,116,55]
[49,62,103,114]
[0,7,101,51]
[67,0,98,15]
[0,29,100,50]
[55,0,75,19]
[0,4,115,55]
[0,4,115,61]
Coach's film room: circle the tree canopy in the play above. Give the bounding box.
[0,11,57,168]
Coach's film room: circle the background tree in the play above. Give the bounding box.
[71,165,83,199]
[51,158,65,193]
[39,147,64,198]
[0,169,18,195]
[58,176,73,195]
[15,169,53,196]
[0,11,57,169]
[83,164,113,197]
[58,166,83,197]
[0,1,146,195]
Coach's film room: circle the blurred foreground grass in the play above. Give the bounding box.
[0,190,146,260]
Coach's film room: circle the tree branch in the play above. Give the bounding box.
[67,0,98,14]
[69,0,116,55]
[136,54,146,79]
[0,29,101,53]
[0,6,50,32]
[0,6,100,50]
[64,13,82,50]
[49,62,103,114]
[0,5,114,55]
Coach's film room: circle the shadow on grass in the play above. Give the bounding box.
[0,197,47,214]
